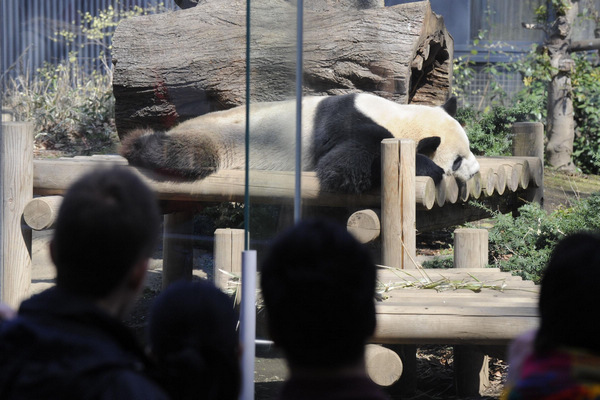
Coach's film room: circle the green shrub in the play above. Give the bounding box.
[3,63,116,153]
[456,97,543,157]
[421,256,453,269]
[572,54,600,174]
[502,46,600,174]
[2,3,169,154]
[483,202,554,283]
[470,193,600,283]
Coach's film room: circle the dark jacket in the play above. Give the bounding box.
[278,375,390,400]
[0,287,170,400]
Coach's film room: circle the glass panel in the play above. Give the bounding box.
[245,2,300,396]
[245,1,299,252]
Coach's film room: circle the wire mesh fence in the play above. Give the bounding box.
[1,0,177,87]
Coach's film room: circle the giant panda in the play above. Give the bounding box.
[120,93,480,194]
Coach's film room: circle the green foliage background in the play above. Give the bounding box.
[424,194,600,283]
[454,42,600,175]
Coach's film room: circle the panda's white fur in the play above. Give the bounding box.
[353,94,480,182]
[121,93,480,194]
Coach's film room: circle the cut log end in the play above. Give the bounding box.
[365,344,403,387]
[23,196,63,231]
[347,209,381,244]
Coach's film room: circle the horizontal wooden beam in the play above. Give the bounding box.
[30,154,542,227]
[373,312,538,345]
[33,159,381,207]
[31,158,442,209]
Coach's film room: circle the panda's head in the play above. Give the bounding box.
[418,97,480,182]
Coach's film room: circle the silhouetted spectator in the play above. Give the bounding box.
[260,218,389,400]
[503,231,600,399]
[148,279,241,400]
[0,166,169,399]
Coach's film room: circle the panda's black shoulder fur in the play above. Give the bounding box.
[311,94,394,193]
[310,94,444,193]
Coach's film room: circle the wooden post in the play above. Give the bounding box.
[453,227,490,396]
[381,139,401,269]
[454,228,488,269]
[214,228,245,291]
[364,344,403,387]
[23,196,63,230]
[399,139,416,269]
[454,346,490,397]
[512,122,544,205]
[381,139,416,269]
[162,211,194,289]
[1,122,33,308]
[384,344,417,395]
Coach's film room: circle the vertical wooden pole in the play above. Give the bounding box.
[512,122,544,205]
[380,139,417,394]
[454,228,488,269]
[1,122,33,308]
[381,139,401,269]
[453,227,490,396]
[213,228,245,291]
[162,211,194,289]
[384,344,417,395]
[454,346,490,397]
[399,139,416,269]
[381,139,416,270]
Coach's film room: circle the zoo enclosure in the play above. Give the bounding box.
[1,0,177,88]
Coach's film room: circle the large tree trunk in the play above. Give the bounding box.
[112,0,453,138]
[545,1,578,172]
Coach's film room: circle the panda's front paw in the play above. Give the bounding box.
[416,154,444,185]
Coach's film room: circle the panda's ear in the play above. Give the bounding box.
[416,136,441,158]
[441,96,458,117]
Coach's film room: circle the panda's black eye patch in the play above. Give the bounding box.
[452,156,463,171]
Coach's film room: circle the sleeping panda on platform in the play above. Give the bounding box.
[120,93,480,194]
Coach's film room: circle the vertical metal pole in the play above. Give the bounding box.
[0,0,4,89]
[239,250,257,400]
[244,0,251,251]
[293,0,303,223]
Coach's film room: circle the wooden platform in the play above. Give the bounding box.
[373,267,539,345]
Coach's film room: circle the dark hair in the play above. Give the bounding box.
[536,231,600,354]
[260,218,377,369]
[148,280,241,400]
[52,166,161,298]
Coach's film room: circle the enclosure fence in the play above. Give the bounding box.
[1,0,177,87]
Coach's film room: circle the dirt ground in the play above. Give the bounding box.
[29,167,600,400]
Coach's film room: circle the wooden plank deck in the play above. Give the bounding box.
[372,268,539,345]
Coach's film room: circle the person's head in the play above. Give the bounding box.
[51,166,161,300]
[260,218,377,370]
[148,280,240,400]
[536,231,600,354]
